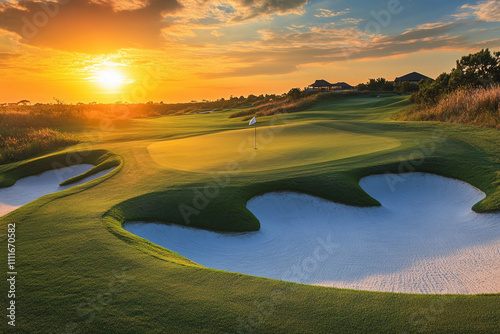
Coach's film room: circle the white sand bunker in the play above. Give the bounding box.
[124,173,500,294]
[0,164,114,216]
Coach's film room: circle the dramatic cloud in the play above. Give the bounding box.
[230,0,308,21]
[462,0,500,22]
[0,0,182,53]
[314,8,350,18]
[175,0,308,24]
[197,19,500,79]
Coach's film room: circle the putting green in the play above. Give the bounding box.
[147,123,401,172]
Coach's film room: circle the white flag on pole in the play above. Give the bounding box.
[249,117,256,125]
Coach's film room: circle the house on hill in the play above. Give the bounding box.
[394,72,432,85]
[308,79,334,91]
[333,82,354,90]
[307,80,354,91]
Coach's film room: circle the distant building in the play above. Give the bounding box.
[308,79,334,91]
[306,79,354,91]
[333,82,355,90]
[394,72,433,85]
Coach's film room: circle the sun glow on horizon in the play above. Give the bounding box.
[96,69,127,89]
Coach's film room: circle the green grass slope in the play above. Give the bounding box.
[147,122,401,172]
[1,94,499,333]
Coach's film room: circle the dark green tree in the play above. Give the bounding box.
[395,81,419,93]
[287,88,302,100]
[449,49,500,88]
[364,78,393,91]
[412,49,499,105]
[357,83,367,91]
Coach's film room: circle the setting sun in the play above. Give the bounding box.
[96,69,126,89]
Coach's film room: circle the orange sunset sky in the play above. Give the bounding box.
[1,0,500,104]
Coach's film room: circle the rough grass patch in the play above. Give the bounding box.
[393,85,500,128]
[0,127,79,164]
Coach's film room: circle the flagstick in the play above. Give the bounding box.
[254,122,257,149]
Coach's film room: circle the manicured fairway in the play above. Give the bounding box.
[1,94,499,333]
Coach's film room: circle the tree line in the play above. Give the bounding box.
[412,49,500,104]
[355,49,500,101]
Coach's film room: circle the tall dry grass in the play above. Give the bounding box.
[394,85,500,128]
[0,127,78,164]
[0,107,81,165]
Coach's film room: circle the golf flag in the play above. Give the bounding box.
[249,117,256,126]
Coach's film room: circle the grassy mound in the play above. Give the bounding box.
[0,149,122,188]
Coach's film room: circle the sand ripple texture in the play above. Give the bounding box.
[124,173,500,294]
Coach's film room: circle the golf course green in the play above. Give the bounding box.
[147,123,401,172]
[1,93,499,333]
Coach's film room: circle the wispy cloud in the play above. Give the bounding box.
[314,8,350,18]
[197,18,500,78]
[338,18,363,26]
[462,0,500,22]
[229,0,308,22]
[174,0,308,24]
[211,30,223,37]
[387,21,478,44]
